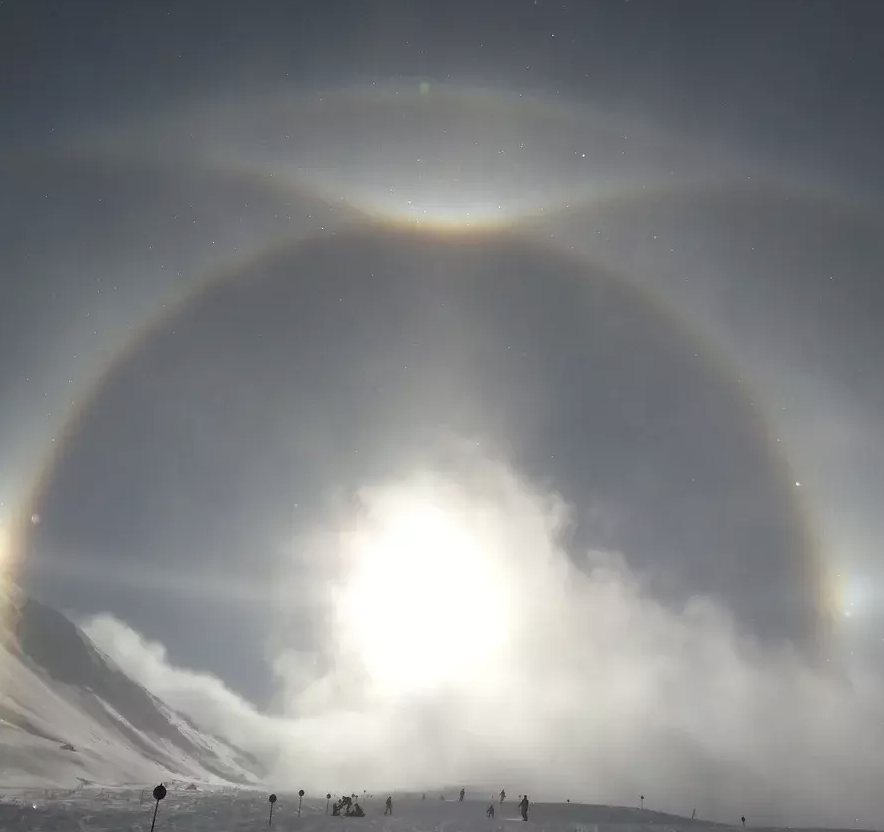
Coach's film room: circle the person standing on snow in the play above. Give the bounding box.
[499,790,506,805]
[384,796,393,815]
[519,795,529,821]
[487,804,495,819]
[459,788,465,802]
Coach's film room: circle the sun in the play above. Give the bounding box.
[334,491,512,695]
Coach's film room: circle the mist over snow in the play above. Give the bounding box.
[82,452,884,826]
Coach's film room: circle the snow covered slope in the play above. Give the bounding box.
[0,791,828,832]
[0,582,262,788]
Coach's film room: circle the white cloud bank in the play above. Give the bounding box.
[84,454,884,827]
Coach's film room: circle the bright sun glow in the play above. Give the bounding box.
[835,573,868,619]
[336,493,512,695]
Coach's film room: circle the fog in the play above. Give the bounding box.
[84,450,884,826]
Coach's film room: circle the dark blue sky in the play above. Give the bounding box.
[3,0,883,186]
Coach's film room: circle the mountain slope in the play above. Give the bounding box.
[0,582,262,787]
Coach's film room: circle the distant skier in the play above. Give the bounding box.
[519,795,529,822]
[499,789,506,805]
[487,804,495,819]
[385,796,393,816]
[459,788,465,802]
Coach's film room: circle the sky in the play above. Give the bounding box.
[2,0,884,825]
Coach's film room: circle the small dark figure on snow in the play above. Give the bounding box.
[519,795,529,822]
[385,796,393,816]
[499,789,506,805]
[487,804,495,819]
[459,788,465,802]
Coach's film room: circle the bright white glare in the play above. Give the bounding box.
[334,491,512,695]
[836,574,869,619]
[87,459,884,826]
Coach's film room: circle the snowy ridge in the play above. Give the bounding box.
[0,585,261,788]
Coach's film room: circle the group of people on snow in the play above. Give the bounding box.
[330,789,529,822]
[331,796,366,817]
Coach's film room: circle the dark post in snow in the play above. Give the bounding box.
[299,789,305,816]
[640,796,645,811]
[326,793,332,814]
[742,818,746,828]
[149,784,167,832]
[692,809,696,821]
[268,794,277,828]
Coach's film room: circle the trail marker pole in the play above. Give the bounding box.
[640,796,644,811]
[149,784,166,832]
[268,794,277,827]
[327,793,332,814]
[298,789,305,816]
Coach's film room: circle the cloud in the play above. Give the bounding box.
[85,451,884,826]
[81,613,278,754]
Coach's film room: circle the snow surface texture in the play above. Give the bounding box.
[0,583,261,787]
[0,790,747,832]
[0,790,869,832]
